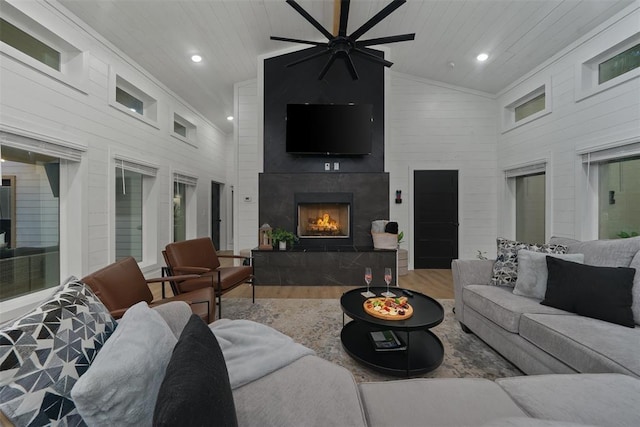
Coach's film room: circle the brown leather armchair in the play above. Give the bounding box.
[82,256,216,322]
[163,237,254,318]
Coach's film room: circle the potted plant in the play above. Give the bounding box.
[270,228,298,250]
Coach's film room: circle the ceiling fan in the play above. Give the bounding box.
[271,0,415,80]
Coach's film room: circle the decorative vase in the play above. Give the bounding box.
[279,241,287,250]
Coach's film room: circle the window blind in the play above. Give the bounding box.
[504,162,546,178]
[579,141,640,164]
[114,156,158,177]
[0,131,84,162]
[173,172,197,186]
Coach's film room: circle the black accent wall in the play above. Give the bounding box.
[260,46,389,247]
[263,46,385,173]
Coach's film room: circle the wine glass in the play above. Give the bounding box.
[361,267,375,297]
[382,267,396,297]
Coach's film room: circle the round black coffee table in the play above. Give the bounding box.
[340,287,444,376]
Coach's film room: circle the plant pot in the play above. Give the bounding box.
[278,241,287,250]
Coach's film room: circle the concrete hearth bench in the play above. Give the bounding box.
[251,245,396,286]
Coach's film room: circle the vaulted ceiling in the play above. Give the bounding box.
[58,0,634,133]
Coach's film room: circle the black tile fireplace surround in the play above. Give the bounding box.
[259,172,389,248]
[257,172,392,285]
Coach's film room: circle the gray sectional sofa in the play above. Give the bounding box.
[453,237,640,377]
[160,301,640,427]
[3,274,640,426]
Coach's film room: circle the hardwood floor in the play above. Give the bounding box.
[151,264,453,301]
[224,268,453,299]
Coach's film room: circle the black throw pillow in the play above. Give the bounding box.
[153,314,238,427]
[384,221,399,234]
[542,256,635,328]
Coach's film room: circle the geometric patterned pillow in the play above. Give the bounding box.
[0,277,117,426]
[490,238,567,287]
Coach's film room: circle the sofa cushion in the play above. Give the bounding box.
[542,257,635,328]
[513,250,584,300]
[0,278,117,426]
[491,238,567,286]
[496,374,640,427]
[154,314,237,427]
[464,285,572,333]
[359,378,527,427]
[519,314,640,377]
[70,302,177,426]
[549,236,640,267]
[232,355,367,427]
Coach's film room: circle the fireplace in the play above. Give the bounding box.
[295,192,353,247]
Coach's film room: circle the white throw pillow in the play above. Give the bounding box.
[71,302,177,427]
[513,250,584,300]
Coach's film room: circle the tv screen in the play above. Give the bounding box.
[286,104,373,155]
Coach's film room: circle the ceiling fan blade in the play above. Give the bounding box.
[318,54,338,80]
[353,48,393,67]
[349,0,406,41]
[286,48,331,67]
[338,0,350,36]
[286,0,334,40]
[357,33,415,47]
[270,36,326,46]
[344,54,359,80]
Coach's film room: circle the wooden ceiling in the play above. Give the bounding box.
[57,0,635,133]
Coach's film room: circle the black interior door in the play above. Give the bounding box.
[211,182,221,250]
[414,170,459,269]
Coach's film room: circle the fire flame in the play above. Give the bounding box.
[309,213,339,231]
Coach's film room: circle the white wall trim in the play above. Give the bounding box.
[500,155,554,242]
[0,154,87,323]
[574,31,640,102]
[2,0,90,94]
[501,78,552,133]
[391,71,495,99]
[0,287,55,324]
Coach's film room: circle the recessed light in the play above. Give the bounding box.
[476,53,489,62]
[191,55,202,63]
[226,116,234,121]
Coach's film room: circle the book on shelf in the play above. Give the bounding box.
[369,330,406,351]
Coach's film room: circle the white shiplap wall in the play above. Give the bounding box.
[496,4,640,241]
[234,79,260,252]
[234,70,499,263]
[0,1,232,320]
[387,73,499,266]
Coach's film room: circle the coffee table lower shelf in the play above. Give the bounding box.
[341,320,444,377]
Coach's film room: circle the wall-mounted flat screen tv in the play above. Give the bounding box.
[286,104,373,155]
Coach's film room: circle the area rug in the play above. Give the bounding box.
[221,298,522,383]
